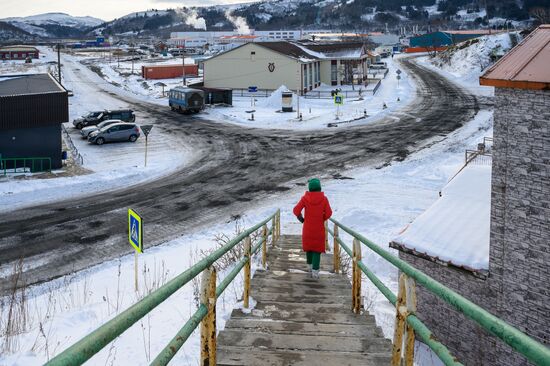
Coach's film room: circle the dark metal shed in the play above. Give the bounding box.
[0,74,68,170]
[194,87,233,105]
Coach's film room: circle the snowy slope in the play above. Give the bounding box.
[2,13,104,28]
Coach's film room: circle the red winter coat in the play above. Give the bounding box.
[293,191,333,253]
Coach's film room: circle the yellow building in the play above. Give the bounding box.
[203,41,374,93]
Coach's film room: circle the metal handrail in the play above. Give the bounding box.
[46,210,280,366]
[151,228,272,365]
[329,218,550,366]
[328,227,461,365]
[61,124,84,165]
[1,157,51,175]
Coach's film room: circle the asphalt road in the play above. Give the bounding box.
[0,58,479,294]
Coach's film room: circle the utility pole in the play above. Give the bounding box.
[56,44,62,85]
[182,52,186,86]
[296,64,301,119]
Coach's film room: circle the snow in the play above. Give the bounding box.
[0,89,494,366]
[416,32,516,96]
[0,43,496,365]
[205,55,415,130]
[393,159,492,271]
[0,48,195,213]
[2,13,104,36]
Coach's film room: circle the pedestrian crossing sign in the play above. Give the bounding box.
[128,208,143,253]
[334,94,344,105]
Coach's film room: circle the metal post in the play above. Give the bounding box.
[144,136,148,167]
[333,225,340,274]
[404,276,417,366]
[57,44,62,85]
[200,266,217,366]
[392,273,407,366]
[262,224,267,269]
[353,238,362,314]
[324,221,329,252]
[134,250,138,292]
[352,238,357,312]
[243,236,251,308]
[296,66,301,119]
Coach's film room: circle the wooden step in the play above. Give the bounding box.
[217,347,392,366]
[216,234,391,365]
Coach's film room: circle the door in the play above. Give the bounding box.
[105,125,121,141]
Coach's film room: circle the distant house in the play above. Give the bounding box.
[0,74,68,170]
[392,24,550,365]
[409,30,497,48]
[0,45,39,60]
[203,41,375,92]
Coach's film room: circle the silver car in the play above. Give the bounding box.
[80,119,122,139]
[88,123,141,145]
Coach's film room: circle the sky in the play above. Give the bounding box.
[1,0,259,21]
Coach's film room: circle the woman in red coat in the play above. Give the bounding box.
[293,178,332,279]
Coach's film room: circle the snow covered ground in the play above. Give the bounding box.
[82,52,202,101]
[1,41,495,365]
[0,47,195,213]
[0,101,493,366]
[417,32,516,96]
[76,51,414,130]
[205,56,414,130]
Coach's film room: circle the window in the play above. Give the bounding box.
[120,125,134,130]
[304,64,308,88]
[331,60,338,85]
[317,62,321,82]
[308,64,313,88]
[108,126,120,133]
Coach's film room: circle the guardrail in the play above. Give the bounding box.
[327,218,550,366]
[1,157,52,175]
[61,124,84,165]
[45,210,281,366]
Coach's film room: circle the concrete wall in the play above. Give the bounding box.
[203,43,304,90]
[0,125,62,169]
[397,88,550,365]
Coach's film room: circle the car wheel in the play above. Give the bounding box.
[129,135,137,142]
[96,137,105,145]
[76,123,83,129]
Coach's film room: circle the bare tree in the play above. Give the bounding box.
[530,7,550,25]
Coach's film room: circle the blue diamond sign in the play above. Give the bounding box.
[128,208,143,253]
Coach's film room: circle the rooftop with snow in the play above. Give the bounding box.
[390,154,492,274]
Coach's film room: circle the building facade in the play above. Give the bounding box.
[393,25,550,365]
[203,41,371,92]
[0,74,68,169]
[0,46,39,60]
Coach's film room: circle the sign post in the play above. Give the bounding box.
[141,125,153,167]
[334,94,344,120]
[128,208,143,292]
[248,86,257,107]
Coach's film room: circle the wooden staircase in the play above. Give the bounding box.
[217,234,392,365]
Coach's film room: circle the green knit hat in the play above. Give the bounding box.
[308,178,321,192]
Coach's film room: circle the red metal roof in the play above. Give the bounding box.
[480,25,550,90]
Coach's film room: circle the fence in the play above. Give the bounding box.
[232,88,274,98]
[1,157,51,175]
[61,124,84,165]
[45,210,281,366]
[326,219,550,366]
[305,82,382,99]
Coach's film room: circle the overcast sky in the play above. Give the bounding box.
[2,0,258,21]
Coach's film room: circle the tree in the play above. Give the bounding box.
[530,7,550,24]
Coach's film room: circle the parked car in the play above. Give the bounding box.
[73,109,135,129]
[87,123,140,145]
[80,119,121,138]
[72,111,105,129]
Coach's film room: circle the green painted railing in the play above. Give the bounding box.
[46,210,280,366]
[0,157,51,175]
[329,218,550,366]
